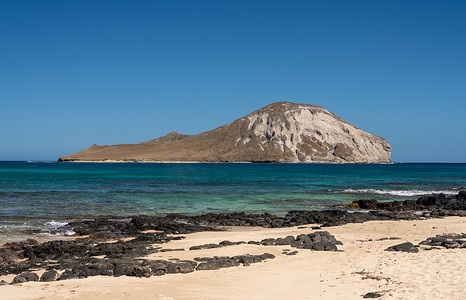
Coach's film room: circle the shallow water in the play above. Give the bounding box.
[1,162,465,242]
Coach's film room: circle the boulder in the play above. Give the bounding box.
[385,242,419,253]
[40,269,58,282]
[11,271,39,284]
[58,270,78,280]
[363,292,382,298]
[355,199,379,210]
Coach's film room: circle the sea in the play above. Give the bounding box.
[1,161,465,242]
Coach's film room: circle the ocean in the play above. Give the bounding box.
[1,161,465,242]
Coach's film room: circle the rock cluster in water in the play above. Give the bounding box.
[348,191,466,213]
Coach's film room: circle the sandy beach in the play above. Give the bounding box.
[2,216,465,300]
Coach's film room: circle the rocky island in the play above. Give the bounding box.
[58,102,391,163]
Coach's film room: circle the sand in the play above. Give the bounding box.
[2,217,465,299]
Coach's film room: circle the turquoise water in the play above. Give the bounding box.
[1,162,465,241]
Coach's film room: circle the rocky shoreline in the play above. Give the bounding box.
[1,191,465,286]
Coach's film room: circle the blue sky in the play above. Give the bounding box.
[1,0,465,162]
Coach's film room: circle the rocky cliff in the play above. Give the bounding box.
[58,102,391,163]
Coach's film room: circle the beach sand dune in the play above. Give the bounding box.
[2,217,465,299]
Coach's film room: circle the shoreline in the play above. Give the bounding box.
[1,217,465,299]
[1,190,465,243]
[1,192,465,299]
[58,160,396,164]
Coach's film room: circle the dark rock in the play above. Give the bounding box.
[363,292,382,298]
[274,236,295,245]
[94,261,114,276]
[417,194,447,207]
[385,242,419,253]
[72,265,99,278]
[218,240,234,246]
[273,238,288,245]
[284,236,296,244]
[308,232,322,243]
[189,243,221,250]
[290,241,303,248]
[234,253,274,266]
[0,248,20,265]
[344,191,466,213]
[219,240,245,246]
[183,212,284,228]
[3,239,39,251]
[288,232,341,251]
[302,242,314,250]
[11,271,39,284]
[148,260,169,276]
[296,234,311,244]
[314,231,339,244]
[23,240,90,260]
[196,258,239,270]
[112,260,151,277]
[311,242,326,251]
[0,280,8,285]
[424,247,441,251]
[58,270,78,280]
[415,192,466,211]
[320,242,338,251]
[166,260,197,274]
[131,215,215,234]
[419,233,466,249]
[40,269,58,282]
[401,200,419,211]
[260,238,276,246]
[159,248,184,252]
[259,253,275,260]
[443,242,460,249]
[356,199,379,210]
[284,210,352,227]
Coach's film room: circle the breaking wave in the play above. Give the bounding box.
[41,220,75,237]
[341,189,459,197]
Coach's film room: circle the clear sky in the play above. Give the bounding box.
[1,0,465,162]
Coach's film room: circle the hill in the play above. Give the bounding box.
[58,102,391,163]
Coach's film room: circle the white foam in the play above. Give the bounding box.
[39,220,75,237]
[39,229,75,236]
[44,221,68,227]
[342,189,458,197]
[64,230,76,236]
